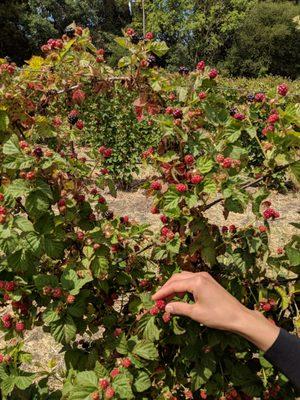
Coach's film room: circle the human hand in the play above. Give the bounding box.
[152,271,280,351]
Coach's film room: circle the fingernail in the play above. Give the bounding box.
[165,304,173,313]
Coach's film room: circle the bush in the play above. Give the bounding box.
[0,26,299,400]
[225,1,300,78]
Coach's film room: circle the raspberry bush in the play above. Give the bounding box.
[0,26,299,399]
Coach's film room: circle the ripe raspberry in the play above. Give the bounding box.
[263,207,280,220]
[277,247,284,255]
[262,125,274,136]
[233,113,245,121]
[103,148,112,158]
[165,106,173,115]
[93,243,101,251]
[72,89,86,105]
[91,392,100,400]
[114,328,122,337]
[2,314,11,323]
[105,387,115,399]
[97,378,109,391]
[200,389,207,399]
[216,154,224,163]
[110,368,120,378]
[176,183,188,193]
[196,60,205,71]
[101,168,109,175]
[150,306,159,316]
[222,158,232,169]
[229,389,238,398]
[255,93,266,102]
[209,68,218,79]
[111,244,119,253]
[120,215,129,224]
[98,145,106,154]
[151,206,159,214]
[98,196,106,204]
[173,109,183,119]
[277,83,288,96]
[77,231,85,241]
[184,154,194,165]
[229,225,236,233]
[190,174,203,184]
[221,226,228,233]
[262,303,271,312]
[121,357,132,368]
[66,294,76,304]
[156,299,166,310]
[145,32,154,40]
[52,287,63,298]
[267,113,279,124]
[161,226,170,237]
[151,181,162,191]
[3,320,11,329]
[26,171,36,181]
[15,321,25,332]
[160,215,168,224]
[162,312,171,323]
[43,286,52,295]
[198,91,207,100]
[258,225,267,233]
[5,281,15,292]
[126,28,135,36]
[19,140,29,149]
[75,119,84,130]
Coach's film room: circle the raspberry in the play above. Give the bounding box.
[126,28,135,36]
[145,32,154,40]
[173,109,183,119]
[26,171,36,181]
[222,158,232,169]
[184,389,193,399]
[196,60,205,71]
[255,93,266,102]
[105,387,115,399]
[165,106,173,115]
[120,215,129,224]
[150,306,159,316]
[43,286,52,295]
[76,120,84,130]
[221,226,228,233]
[176,183,188,193]
[19,140,29,149]
[216,154,224,163]
[209,68,218,79]
[160,215,168,224]
[103,148,112,158]
[155,299,166,310]
[277,247,284,255]
[99,378,109,389]
[66,294,76,304]
[77,231,85,241]
[101,168,109,175]
[267,113,279,124]
[200,389,207,399]
[229,389,238,398]
[52,287,63,298]
[151,181,162,191]
[233,113,245,121]
[113,328,122,337]
[3,320,11,329]
[121,357,132,368]
[229,225,236,233]
[98,145,106,154]
[91,392,100,400]
[2,314,11,323]
[3,293,10,301]
[15,321,25,332]
[98,196,106,204]
[262,125,274,136]
[5,281,15,292]
[110,368,120,378]
[161,227,170,237]
[263,207,280,220]
[277,83,288,96]
[184,154,194,165]
[258,225,267,233]
[97,48,105,56]
[198,91,207,100]
[0,194,5,203]
[151,206,159,214]
[190,174,203,184]
[162,312,171,323]
[174,118,182,126]
[262,303,271,312]
[93,243,101,251]
[0,354,3,363]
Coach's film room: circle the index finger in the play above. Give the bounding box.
[152,277,194,301]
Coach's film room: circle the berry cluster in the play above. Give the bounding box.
[1,314,25,332]
[98,145,113,158]
[259,298,277,312]
[263,207,280,220]
[216,155,240,169]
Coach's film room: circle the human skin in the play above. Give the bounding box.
[152,271,280,352]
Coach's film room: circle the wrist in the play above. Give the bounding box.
[233,308,280,352]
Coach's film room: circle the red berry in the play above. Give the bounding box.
[2,314,11,323]
[126,28,135,36]
[196,60,205,71]
[277,83,288,96]
[200,389,207,399]
[173,108,183,119]
[198,91,207,100]
[75,119,84,130]
[98,196,106,204]
[77,231,85,241]
[113,328,122,337]
[103,148,112,158]
[262,303,271,312]
[151,181,162,191]
[255,93,266,102]
[150,306,159,316]
[99,378,109,389]
[190,174,203,184]
[277,247,284,255]
[162,312,171,323]
[3,320,11,329]
[222,158,232,169]
[0,354,3,363]
[0,281,5,289]
[176,183,188,193]
[184,154,194,165]
[105,387,115,399]
[221,226,228,233]
[72,89,86,105]
[267,113,279,124]
[258,225,267,233]
[209,68,218,79]
[98,145,106,154]
[216,154,224,163]
[26,171,36,181]
[66,294,76,304]
[101,168,109,175]
[15,321,25,332]
[160,215,168,224]
[0,194,4,202]
[145,32,154,40]
[165,106,174,115]
[110,368,120,378]
[233,113,245,121]
[121,357,132,368]
[161,226,170,237]
[5,281,15,292]
[229,225,236,233]
[155,299,166,310]
[91,392,100,400]
[151,206,159,214]
[52,287,63,298]
[121,215,129,224]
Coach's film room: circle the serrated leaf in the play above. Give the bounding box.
[0,109,9,131]
[112,373,134,399]
[196,156,214,174]
[133,341,159,360]
[3,135,20,155]
[134,371,151,393]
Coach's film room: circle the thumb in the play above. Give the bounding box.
[165,301,194,318]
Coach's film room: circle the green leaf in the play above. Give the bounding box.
[134,371,151,393]
[51,314,77,343]
[3,135,21,155]
[196,156,214,174]
[25,190,50,218]
[94,362,108,379]
[118,56,131,68]
[190,353,216,390]
[115,36,129,48]
[90,255,109,278]
[149,41,169,57]
[0,109,9,131]
[112,373,134,399]
[69,371,98,400]
[275,286,290,310]
[14,216,34,232]
[34,274,59,290]
[286,246,300,266]
[5,179,30,198]
[44,236,65,259]
[133,341,159,361]
[137,314,161,341]
[252,187,269,217]
[14,374,35,390]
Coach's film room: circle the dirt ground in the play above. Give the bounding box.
[1,168,300,393]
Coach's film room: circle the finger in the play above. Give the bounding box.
[152,278,194,300]
[165,301,195,318]
[159,272,194,300]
